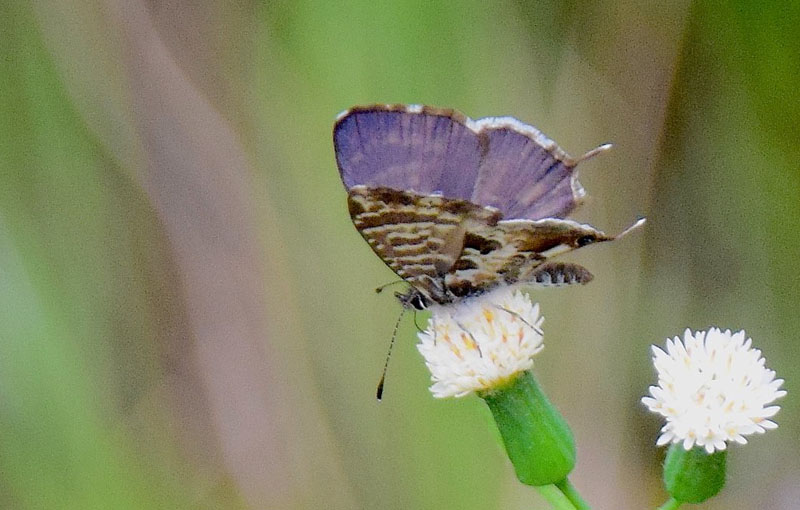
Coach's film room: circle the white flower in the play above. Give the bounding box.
[417,288,544,398]
[642,328,786,454]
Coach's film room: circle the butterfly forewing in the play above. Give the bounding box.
[335,106,480,201]
[347,186,501,304]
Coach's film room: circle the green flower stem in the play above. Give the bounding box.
[535,484,578,510]
[656,497,682,510]
[555,478,591,510]
[481,371,576,486]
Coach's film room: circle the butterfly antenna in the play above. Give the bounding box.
[375,280,405,294]
[614,217,647,240]
[376,307,407,401]
[575,143,613,164]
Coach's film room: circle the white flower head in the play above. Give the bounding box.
[417,287,544,398]
[642,328,786,454]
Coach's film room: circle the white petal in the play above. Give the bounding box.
[759,420,778,430]
[416,288,544,398]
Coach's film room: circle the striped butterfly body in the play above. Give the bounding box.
[334,104,643,310]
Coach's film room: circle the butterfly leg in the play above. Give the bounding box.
[440,274,451,297]
[434,272,458,304]
[493,305,544,336]
[455,320,483,358]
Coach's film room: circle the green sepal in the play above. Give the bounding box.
[480,370,575,486]
[663,443,727,503]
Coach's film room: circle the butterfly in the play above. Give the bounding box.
[334,104,644,310]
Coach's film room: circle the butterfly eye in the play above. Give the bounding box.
[410,294,428,310]
[576,235,596,247]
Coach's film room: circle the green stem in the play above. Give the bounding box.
[481,371,576,485]
[535,485,578,510]
[656,497,682,510]
[555,478,591,510]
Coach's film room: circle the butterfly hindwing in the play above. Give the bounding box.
[468,117,583,220]
[444,217,612,298]
[350,186,612,304]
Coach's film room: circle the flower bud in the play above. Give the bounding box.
[663,443,726,503]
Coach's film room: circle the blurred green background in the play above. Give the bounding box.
[1,1,798,509]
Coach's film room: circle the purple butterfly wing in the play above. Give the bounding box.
[334,105,480,200]
[334,105,592,220]
[470,117,585,219]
